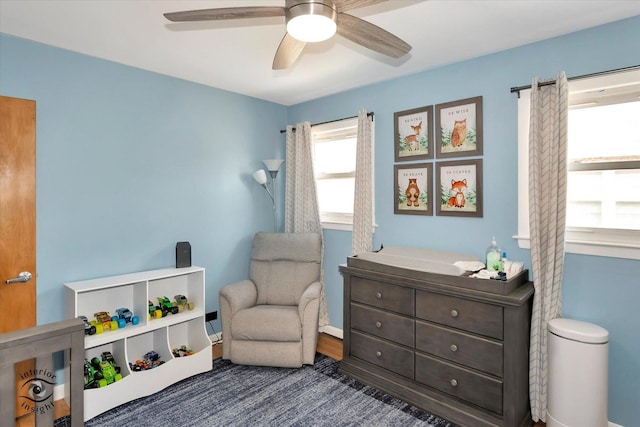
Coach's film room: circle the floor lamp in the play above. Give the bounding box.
[253,159,284,232]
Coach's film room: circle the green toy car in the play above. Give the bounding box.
[157,296,179,316]
[90,353,122,387]
[148,300,162,319]
[83,359,99,389]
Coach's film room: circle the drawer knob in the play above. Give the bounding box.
[450,309,459,318]
[450,379,458,387]
[450,344,458,352]
[376,351,382,358]
[375,292,383,300]
[375,321,382,328]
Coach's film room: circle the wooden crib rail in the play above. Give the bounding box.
[0,318,84,427]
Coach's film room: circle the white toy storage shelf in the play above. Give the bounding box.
[64,266,212,421]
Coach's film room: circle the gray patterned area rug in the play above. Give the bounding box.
[56,354,456,426]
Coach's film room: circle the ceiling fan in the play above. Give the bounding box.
[164,0,412,70]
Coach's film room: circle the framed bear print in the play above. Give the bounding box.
[394,106,434,162]
[436,159,483,217]
[435,96,483,158]
[394,163,433,216]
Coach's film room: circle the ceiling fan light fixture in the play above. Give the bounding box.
[286,2,337,43]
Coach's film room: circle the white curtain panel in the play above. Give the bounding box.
[528,71,568,422]
[352,109,374,255]
[284,122,329,326]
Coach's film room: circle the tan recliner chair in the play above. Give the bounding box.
[219,232,322,368]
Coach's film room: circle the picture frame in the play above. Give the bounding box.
[436,159,483,217]
[435,96,483,158]
[394,106,434,162]
[394,163,433,215]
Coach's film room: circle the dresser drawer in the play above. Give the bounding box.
[350,331,414,379]
[351,303,414,347]
[416,353,503,414]
[351,276,414,316]
[416,291,503,339]
[416,321,503,377]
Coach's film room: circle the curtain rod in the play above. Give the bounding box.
[279,111,374,134]
[509,64,640,96]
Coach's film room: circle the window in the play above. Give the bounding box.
[312,118,367,230]
[517,69,640,259]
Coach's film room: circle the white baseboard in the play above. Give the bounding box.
[209,332,222,344]
[609,422,623,427]
[319,325,343,339]
[54,383,65,402]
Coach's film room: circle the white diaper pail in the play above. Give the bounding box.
[546,318,609,427]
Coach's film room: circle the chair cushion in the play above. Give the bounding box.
[231,305,301,342]
[250,232,321,306]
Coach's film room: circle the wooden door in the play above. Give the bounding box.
[0,95,37,420]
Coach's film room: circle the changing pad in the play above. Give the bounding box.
[355,246,481,277]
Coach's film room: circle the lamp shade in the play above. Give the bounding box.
[286,2,337,43]
[262,159,284,172]
[253,169,268,185]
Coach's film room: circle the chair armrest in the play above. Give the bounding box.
[219,280,257,315]
[298,281,321,320]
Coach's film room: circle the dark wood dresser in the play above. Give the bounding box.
[339,256,534,427]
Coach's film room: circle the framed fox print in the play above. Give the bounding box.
[435,96,483,158]
[394,106,434,162]
[436,159,483,217]
[394,163,433,216]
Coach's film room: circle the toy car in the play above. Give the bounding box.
[83,359,99,389]
[79,315,97,335]
[172,345,194,357]
[115,307,139,326]
[101,351,121,374]
[148,300,162,319]
[95,360,122,387]
[135,359,150,370]
[89,353,122,387]
[156,296,179,315]
[94,311,118,331]
[174,295,194,312]
[115,307,133,322]
[129,350,164,372]
[144,350,159,362]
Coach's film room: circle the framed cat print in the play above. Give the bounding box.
[435,96,483,158]
[394,163,433,216]
[436,159,483,217]
[394,105,434,162]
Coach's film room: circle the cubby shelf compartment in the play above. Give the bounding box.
[64,266,212,421]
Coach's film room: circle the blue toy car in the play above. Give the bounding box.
[115,307,139,326]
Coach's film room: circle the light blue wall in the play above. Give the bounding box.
[288,16,640,426]
[0,34,287,336]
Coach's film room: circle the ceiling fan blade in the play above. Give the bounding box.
[164,7,285,22]
[333,0,389,13]
[273,33,306,70]
[336,12,411,58]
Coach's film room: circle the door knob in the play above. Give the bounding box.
[6,271,32,284]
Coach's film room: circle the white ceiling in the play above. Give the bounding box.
[1,0,639,106]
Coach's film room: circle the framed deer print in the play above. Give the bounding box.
[394,163,433,216]
[435,96,483,158]
[436,159,483,217]
[394,106,434,162]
